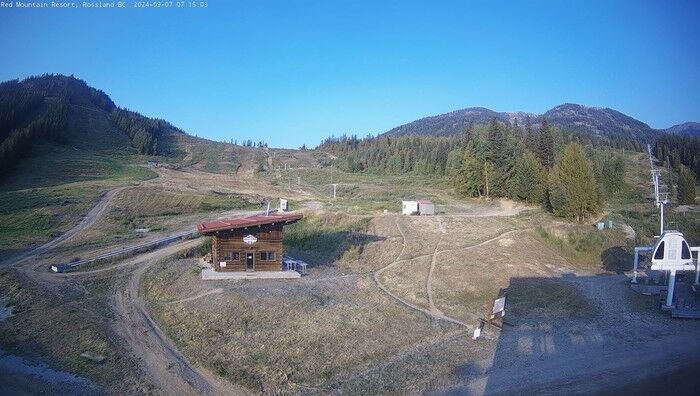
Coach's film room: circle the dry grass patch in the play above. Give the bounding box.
[143,256,465,394]
[379,255,432,309]
[431,233,571,324]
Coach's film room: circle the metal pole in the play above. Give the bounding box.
[632,249,640,284]
[632,246,653,284]
[660,203,664,235]
[693,248,700,286]
[665,270,676,308]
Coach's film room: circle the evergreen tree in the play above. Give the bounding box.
[483,161,496,199]
[455,146,483,197]
[513,150,547,204]
[538,117,555,168]
[445,148,462,176]
[677,166,697,205]
[525,116,537,151]
[548,143,601,221]
[485,118,513,196]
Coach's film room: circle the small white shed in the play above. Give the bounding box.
[417,200,435,216]
[402,199,435,216]
[402,200,419,215]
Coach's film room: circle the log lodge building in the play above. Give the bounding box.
[197,212,303,272]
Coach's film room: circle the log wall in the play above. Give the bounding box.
[211,223,284,272]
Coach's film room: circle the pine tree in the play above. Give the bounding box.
[513,150,547,204]
[538,117,555,168]
[525,116,537,151]
[485,118,512,196]
[548,143,601,221]
[455,147,483,197]
[677,166,697,205]
[483,161,496,199]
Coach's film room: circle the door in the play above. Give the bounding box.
[246,252,254,272]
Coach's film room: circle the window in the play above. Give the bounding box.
[259,251,276,261]
[682,241,691,260]
[654,241,665,260]
[223,251,240,261]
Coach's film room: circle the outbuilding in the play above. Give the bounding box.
[401,199,435,216]
[197,212,303,272]
[402,200,419,215]
[417,199,435,215]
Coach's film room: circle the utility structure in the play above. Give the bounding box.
[631,146,699,315]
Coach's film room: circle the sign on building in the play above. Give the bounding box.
[243,234,258,245]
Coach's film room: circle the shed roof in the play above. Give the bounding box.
[417,199,433,204]
[197,212,303,234]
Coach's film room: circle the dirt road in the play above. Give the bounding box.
[2,184,242,395]
[109,240,240,396]
[1,186,127,267]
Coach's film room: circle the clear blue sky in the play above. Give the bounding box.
[1,0,698,148]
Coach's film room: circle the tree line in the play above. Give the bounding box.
[320,118,630,221]
[653,134,699,205]
[0,75,187,173]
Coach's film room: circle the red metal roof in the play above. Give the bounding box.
[417,199,433,204]
[197,212,303,234]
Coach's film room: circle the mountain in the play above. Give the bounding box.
[384,103,694,143]
[665,122,700,136]
[384,107,538,137]
[0,74,255,188]
[542,103,657,142]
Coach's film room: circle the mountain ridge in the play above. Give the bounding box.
[383,103,697,142]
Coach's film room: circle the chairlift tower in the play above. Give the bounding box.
[631,149,700,313]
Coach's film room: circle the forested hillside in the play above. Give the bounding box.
[383,102,695,146]
[653,134,699,204]
[320,118,630,221]
[0,75,188,176]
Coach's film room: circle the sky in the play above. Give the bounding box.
[0,0,699,148]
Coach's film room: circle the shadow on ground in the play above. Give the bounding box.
[436,273,700,395]
[601,246,634,274]
[285,232,386,266]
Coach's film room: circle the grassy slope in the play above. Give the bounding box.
[0,102,159,259]
[532,150,700,271]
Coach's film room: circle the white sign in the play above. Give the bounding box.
[243,234,258,245]
[492,296,506,318]
[219,262,226,267]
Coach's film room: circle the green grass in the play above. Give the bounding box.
[275,166,454,213]
[284,212,371,265]
[534,225,629,270]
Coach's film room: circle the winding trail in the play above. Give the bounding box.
[373,217,527,329]
[426,243,443,316]
[373,218,469,328]
[111,239,238,396]
[4,184,242,395]
[167,288,224,304]
[2,187,127,267]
